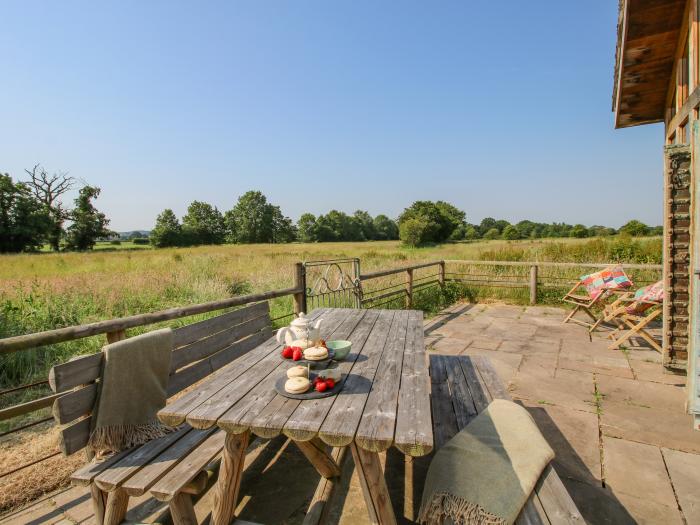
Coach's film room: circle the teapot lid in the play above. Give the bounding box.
[290,312,311,328]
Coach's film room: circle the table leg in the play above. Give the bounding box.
[211,431,250,525]
[294,438,342,478]
[350,443,397,525]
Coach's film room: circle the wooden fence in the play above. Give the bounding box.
[0,258,662,480]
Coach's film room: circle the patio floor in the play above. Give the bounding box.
[2,302,698,524]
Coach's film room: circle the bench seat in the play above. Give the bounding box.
[429,354,583,525]
[49,302,274,525]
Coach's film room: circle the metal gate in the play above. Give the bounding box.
[303,258,362,310]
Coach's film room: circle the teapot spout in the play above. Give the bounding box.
[313,318,323,330]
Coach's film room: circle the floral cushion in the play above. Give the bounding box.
[580,266,633,300]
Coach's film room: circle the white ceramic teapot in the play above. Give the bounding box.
[276,312,324,346]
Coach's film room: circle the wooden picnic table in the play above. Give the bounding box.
[157,307,433,525]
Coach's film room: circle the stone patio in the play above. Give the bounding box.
[2,303,698,524]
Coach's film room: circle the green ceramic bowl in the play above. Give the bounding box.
[326,340,352,360]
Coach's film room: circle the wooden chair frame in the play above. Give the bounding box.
[562,282,624,330]
[605,297,663,352]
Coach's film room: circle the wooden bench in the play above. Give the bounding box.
[429,354,583,525]
[49,301,272,525]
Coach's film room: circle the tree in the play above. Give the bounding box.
[483,228,500,240]
[399,217,429,247]
[479,218,497,236]
[297,213,318,242]
[373,215,399,240]
[150,209,182,247]
[463,225,480,240]
[501,225,520,240]
[182,201,225,245]
[619,220,650,237]
[398,201,463,244]
[435,201,466,239]
[569,224,589,238]
[0,173,51,252]
[225,191,272,243]
[23,164,75,251]
[64,186,112,250]
[353,210,377,241]
[269,205,296,243]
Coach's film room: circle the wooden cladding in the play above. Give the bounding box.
[664,144,692,369]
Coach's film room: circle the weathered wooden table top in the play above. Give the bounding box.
[158,308,434,456]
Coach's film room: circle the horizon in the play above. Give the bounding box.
[2,1,663,231]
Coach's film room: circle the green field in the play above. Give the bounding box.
[0,236,662,392]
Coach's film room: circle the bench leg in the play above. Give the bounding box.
[211,431,250,525]
[350,443,397,525]
[90,484,107,525]
[294,438,342,479]
[104,488,129,525]
[169,493,198,525]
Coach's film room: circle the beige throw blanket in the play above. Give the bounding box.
[88,328,174,455]
[419,400,554,525]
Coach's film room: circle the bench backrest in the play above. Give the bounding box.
[49,301,271,455]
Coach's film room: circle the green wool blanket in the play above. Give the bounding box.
[419,399,554,525]
[88,328,174,456]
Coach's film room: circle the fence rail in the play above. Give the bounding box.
[0,257,663,479]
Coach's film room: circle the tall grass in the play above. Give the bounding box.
[0,236,662,393]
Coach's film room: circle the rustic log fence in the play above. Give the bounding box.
[0,258,662,480]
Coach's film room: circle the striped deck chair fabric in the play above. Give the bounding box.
[581,266,633,300]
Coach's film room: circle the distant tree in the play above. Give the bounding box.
[494,219,511,234]
[435,201,466,239]
[588,225,616,237]
[65,186,112,250]
[483,228,500,240]
[225,191,271,243]
[297,213,318,242]
[569,224,589,238]
[479,217,497,236]
[619,220,650,237]
[23,164,75,251]
[514,220,536,239]
[399,217,430,247]
[649,225,663,236]
[182,201,225,245]
[502,225,521,240]
[0,173,51,252]
[373,215,399,240]
[353,210,377,241]
[449,225,467,241]
[269,205,296,243]
[463,225,480,240]
[150,209,182,247]
[399,201,463,244]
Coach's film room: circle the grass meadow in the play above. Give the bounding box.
[0,235,662,512]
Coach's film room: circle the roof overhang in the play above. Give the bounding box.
[613,0,687,128]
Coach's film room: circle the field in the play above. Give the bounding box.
[0,235,662,512]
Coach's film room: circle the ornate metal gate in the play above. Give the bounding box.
[303,258,362,310]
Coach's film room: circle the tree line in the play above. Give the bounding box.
[150,191,399,247]
[0,167,111,253]
[151,191,661,248]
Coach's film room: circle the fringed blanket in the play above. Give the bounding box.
[88,328,174,456]
[418,400,554,525]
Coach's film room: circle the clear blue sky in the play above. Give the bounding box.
[1,1,663,231]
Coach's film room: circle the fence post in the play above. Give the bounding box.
[294,262,307,315]
[529,265,538,305]
[106,330,126,344]
[439,261,446,289]
[406,269,414,309]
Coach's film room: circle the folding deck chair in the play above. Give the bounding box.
[562,265,633,329]
[603,280,663,352]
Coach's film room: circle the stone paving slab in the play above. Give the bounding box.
[662,447,700,524]
[596,374,686,412]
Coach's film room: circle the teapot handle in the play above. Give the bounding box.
[276,327,290,344]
